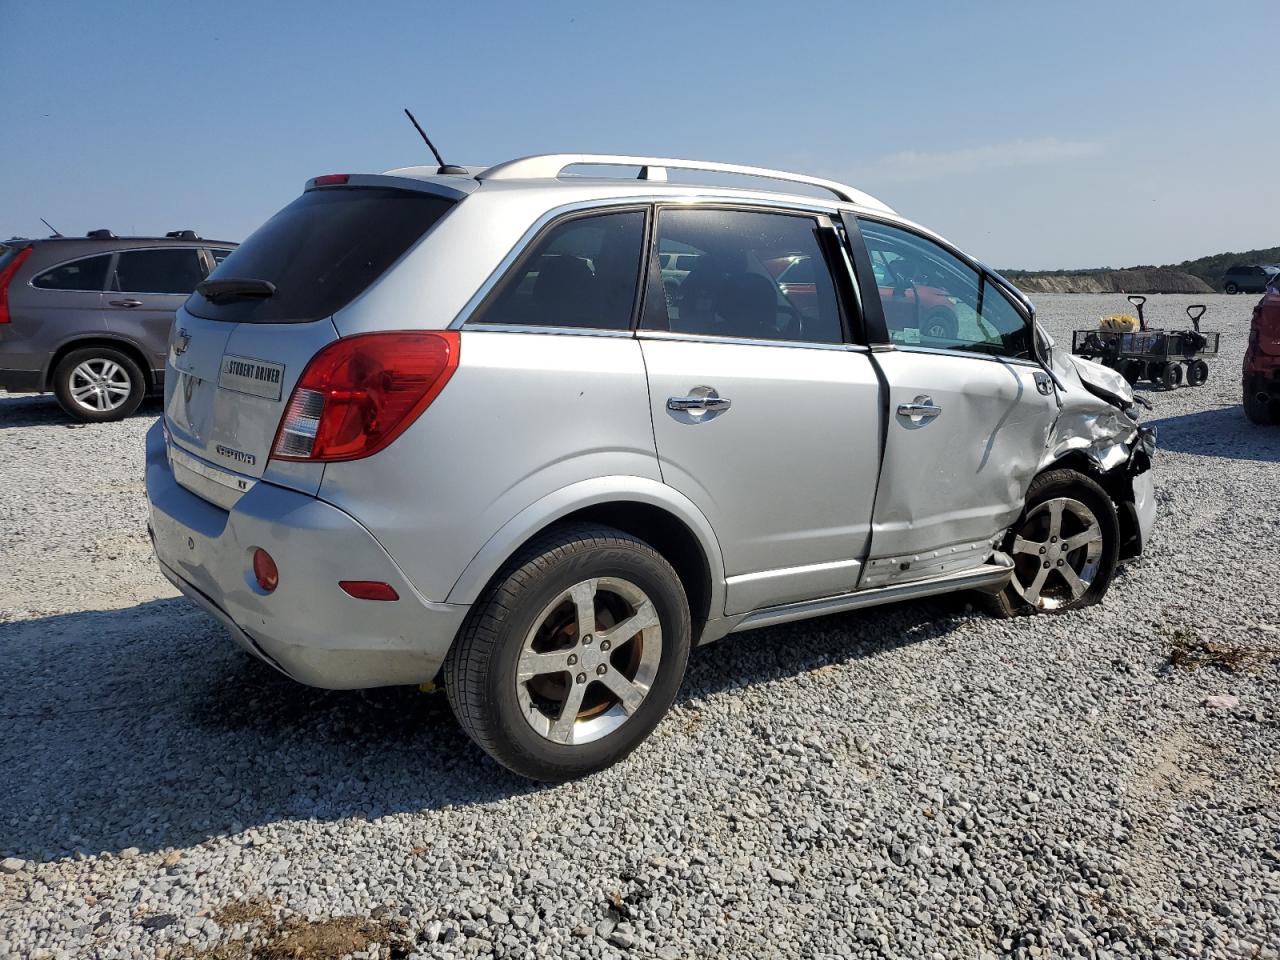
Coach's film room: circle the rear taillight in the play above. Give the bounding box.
[271,331,459,462]
[0,246,34,324]
[312,174,351,186]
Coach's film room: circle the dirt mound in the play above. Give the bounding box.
[1012,269,1212,295]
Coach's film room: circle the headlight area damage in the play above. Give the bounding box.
[1042,346,1157,559]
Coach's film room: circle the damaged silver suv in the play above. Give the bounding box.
[145,155,1156,780]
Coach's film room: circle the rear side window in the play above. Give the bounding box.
[32,254,112,291]
[642,208,845,344]
[113,248,206,293]
[210,247,235,266]
[186,187,454,323]
[468,209,646,330]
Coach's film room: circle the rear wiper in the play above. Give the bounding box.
[197,278,277,304]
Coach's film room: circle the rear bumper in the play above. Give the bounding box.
[1245,348,1280,389]
[145,422,468,688]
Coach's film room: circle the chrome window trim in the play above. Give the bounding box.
[459,323,634,339]
[878,342,1044,369]
[449,193,847,333]
[637,328,868,353]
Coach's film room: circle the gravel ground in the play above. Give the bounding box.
[1,293,1277,960]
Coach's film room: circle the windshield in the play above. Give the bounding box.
[186,187,454,323]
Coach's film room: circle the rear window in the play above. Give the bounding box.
[186,187,454,323]
[32,254,113,292]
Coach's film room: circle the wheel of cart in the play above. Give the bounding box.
[1186,358,1209,386]
[1118,359,1146,384]
[1151,361,1183,389]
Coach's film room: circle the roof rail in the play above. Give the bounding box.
[476,154,892,212]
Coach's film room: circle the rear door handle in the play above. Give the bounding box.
[109,298,143,308]
[668,395,732,412]
[897,395,942,422]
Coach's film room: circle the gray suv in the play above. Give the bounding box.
[0,231,236,420]
[144,155,1157,780]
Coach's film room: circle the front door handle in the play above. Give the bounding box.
[668,394,732,413]
[897,395,942,422]
[109,298,143,308]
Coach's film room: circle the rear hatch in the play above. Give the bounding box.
[163,183,457,500]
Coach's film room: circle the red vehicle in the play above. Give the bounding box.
[769,253,959,340]
[1244,278,1280,424]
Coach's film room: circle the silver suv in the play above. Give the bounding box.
[145,155,1157,780]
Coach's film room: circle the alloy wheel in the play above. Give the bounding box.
[68,359,133,413]
[516,577,662,745]
[1009,497,1104,610]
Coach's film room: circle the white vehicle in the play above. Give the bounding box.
[146,154,1156,780]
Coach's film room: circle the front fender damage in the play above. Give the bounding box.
[1040,349,1157,558]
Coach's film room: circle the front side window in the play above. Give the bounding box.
[643,208,845,344]
[469,209,646,330]
[113,248,206,294]
[31,254,112,291]
[858,220,1030,358]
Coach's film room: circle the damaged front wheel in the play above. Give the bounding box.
[987,469,1120,617]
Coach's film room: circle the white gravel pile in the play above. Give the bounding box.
[1,294,1277,960]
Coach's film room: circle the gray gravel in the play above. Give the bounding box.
[2,293,1278,960]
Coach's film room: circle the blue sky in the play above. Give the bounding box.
[1,0,1276,269]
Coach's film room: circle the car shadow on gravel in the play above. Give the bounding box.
[1148,405,1280,462]
[0,393,163,429]
[0,592,973,864]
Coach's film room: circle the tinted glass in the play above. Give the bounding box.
[187,188,454,323]
[858,219,1029,358]
[210,247,235,266]
[469,210,646,329]
[32,254,112,291]
[644,208,844,344]
[113,248,206,294]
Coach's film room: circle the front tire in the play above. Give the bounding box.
[1225,282,1239,294]
[988,469,1120,617]
[52,346,146,422]
[445,523,691,781]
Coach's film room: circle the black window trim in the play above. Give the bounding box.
[109,245,210,296]
[27,251,117,293]
[637,201,865,351]
[846,212,1039,367]
[460,204,654,336]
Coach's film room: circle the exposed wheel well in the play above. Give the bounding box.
[516,502,714,640]
[46,338,156,392]
[1038,453,1142,560]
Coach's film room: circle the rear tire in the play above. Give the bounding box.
[444,523,691,781]
[1225,282,1239,294]
[1185,359,1209,387]
[52,346,146,422]
[922,308,958,341]
[1244,377,1277,425]
[986,469,1120,618]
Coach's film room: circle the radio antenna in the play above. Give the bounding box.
[403,109,468,175]
[40,217,63,237]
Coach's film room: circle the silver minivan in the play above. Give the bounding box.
[145,155,1156,780]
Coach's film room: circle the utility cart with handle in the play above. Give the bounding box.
[1071,295,1219,389]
